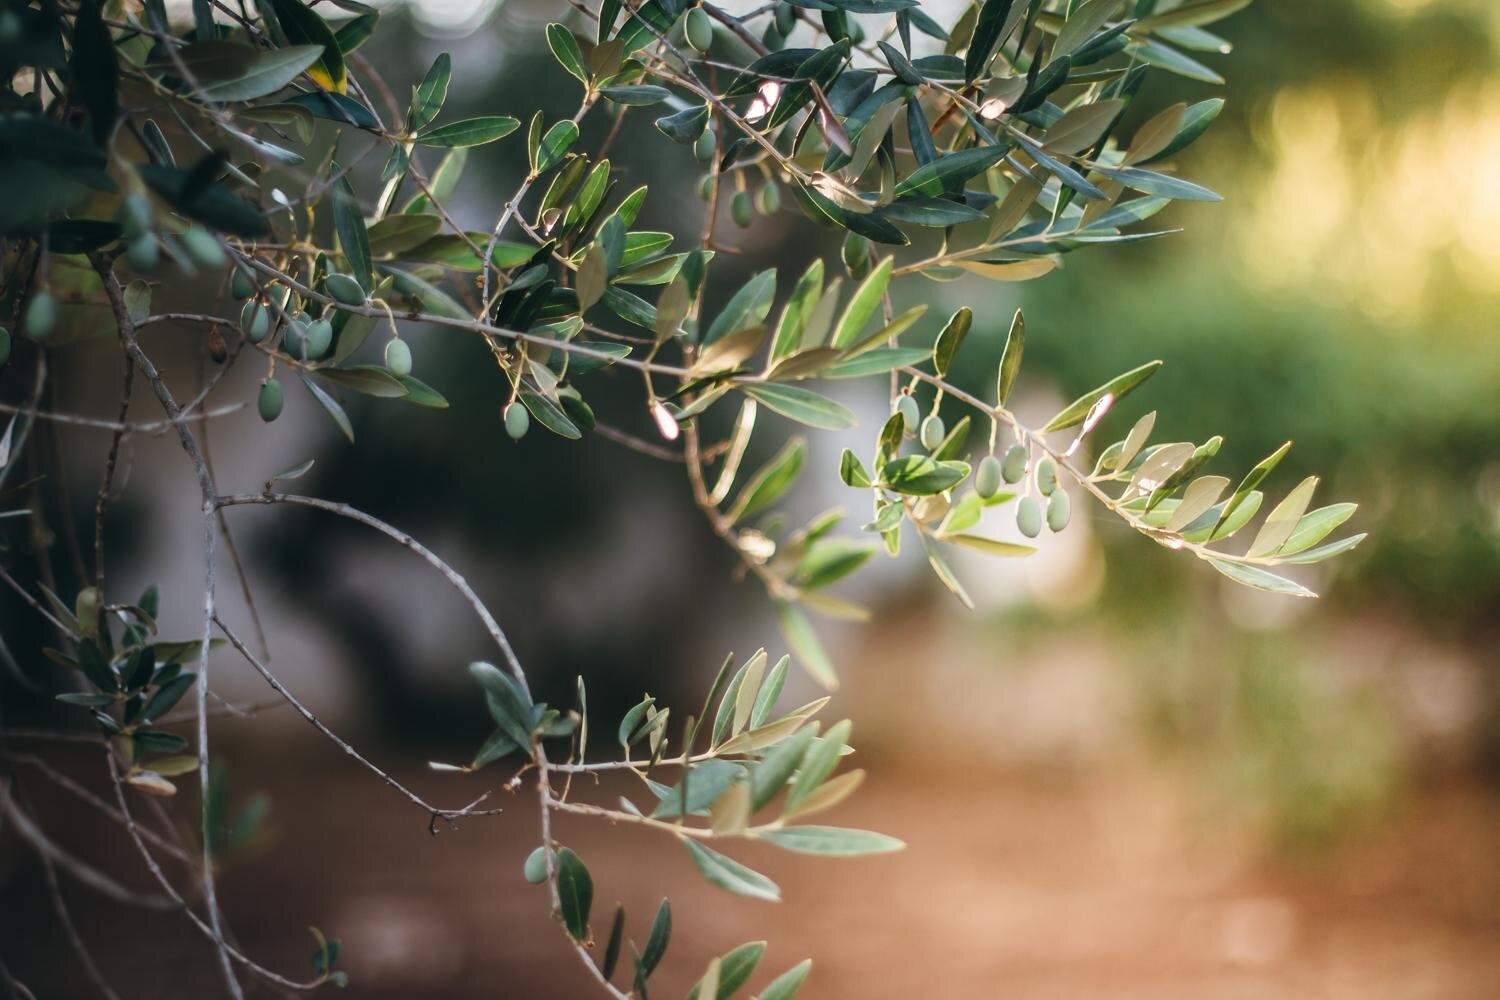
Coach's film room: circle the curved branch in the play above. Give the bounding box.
[213,614,505,823]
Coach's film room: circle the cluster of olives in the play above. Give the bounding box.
[976,445,1070,538]
[694,167,782,227]
[12,195,230,350]
[895,393,1072,539]
[681,64,780,230]
[117,192,225,275]
[230,263,413,424]
[1004,453,1069,538]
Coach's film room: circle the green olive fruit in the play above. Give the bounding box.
[756,181,781,215]
[118,193,153,241]
[258,378,283,422]
[1016,495,1042,538]
[684,6,713,53]
[976,455,1003,499]
[762,24,785,50]
[125,234,159,273]
[1036,455,1057,496]
[302,317,333,360]
[74,586,100,627]
[504,401,530,440]
[1001,443,1028,483]
[896,394,920,434]
[842,231,870,275]
[523,846,550,884]
[698,172,715,201]
[1047,489,1071,532]
[230,267,255,300]
[693,128,716,163]
[23,291,56,340]
[848,19,865,44]
[326,272,366,306]
[240,300,270,343]
[281,317,309,358]
[384,338,412,377]
[182,225,226,269]
[731,190,753,228]
[774,2,794,34]
[0,326,10,367]
[920,414,946,451]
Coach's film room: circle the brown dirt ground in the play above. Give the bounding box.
[3,738,1498,999]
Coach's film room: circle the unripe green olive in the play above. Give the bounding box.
[118,193,153,241]
[731,190,753,228]
[504,401,530,440]
[23,291,56,340]
[920,414,945,451]
[182,225,226,269]
[684,6,713,53]
[230,267,255,300]
[384,338,412,376]
[1001,443,1028,483]
[1016,495,1042,538]
[240,300,270,343]
[1036,455,1057,496]
[847,19,865,44]
[0,326,9,367]
[258,378,283,422]
[693,127,716,163]
[762,24,785,50]
[698,172,715,201]
[976,455,1003,498]
[842,231,870,275]
[74,586,100,627]
[896,394,920,434]
[774,2,795,34]
[326,272,366,306]
[126,234,159,273]
[303,317,333,360]
[282,316,310,358]
[1047,489,1071,532]
[523,846,550,884]
[756,181,781,215]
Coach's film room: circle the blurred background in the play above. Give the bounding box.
[3,0,1499,996]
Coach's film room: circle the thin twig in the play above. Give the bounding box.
[91,255,243,1000]
[213,614,504,823]
[97,745,325,992]
[0,781,175,909]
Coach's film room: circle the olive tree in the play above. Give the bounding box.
[0,0,1363,995]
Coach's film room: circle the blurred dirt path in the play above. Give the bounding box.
[4,742,1498,998]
